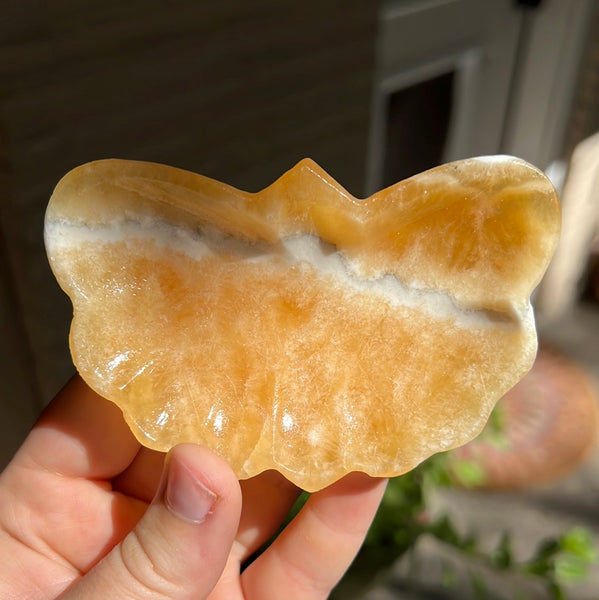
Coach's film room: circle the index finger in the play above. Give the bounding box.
[12,375,141,480]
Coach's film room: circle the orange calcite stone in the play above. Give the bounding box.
[44,157,560,491]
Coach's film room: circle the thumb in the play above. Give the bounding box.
[62,444,242,600]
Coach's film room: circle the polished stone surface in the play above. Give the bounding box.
[45,157,560,491]
[354,301,599,599]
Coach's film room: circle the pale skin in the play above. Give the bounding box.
[0,375,387,599]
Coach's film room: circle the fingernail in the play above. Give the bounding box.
[165,458,217,523]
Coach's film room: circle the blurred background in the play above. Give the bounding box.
[1,0,599,597]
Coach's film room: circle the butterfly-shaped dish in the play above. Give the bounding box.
[45,157,560,492]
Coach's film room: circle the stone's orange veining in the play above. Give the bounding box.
[44,157,560,491]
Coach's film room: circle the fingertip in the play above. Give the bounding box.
[164,454,218,522]
[322,471,388,497]
[162,444,242,524]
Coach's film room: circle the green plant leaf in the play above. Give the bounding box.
[492,532,513,569]
[554,527,598,583]
[450,459,488,488]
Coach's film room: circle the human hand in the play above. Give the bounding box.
[0,375,387,599]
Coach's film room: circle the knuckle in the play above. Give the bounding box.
[117,528,183,599]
